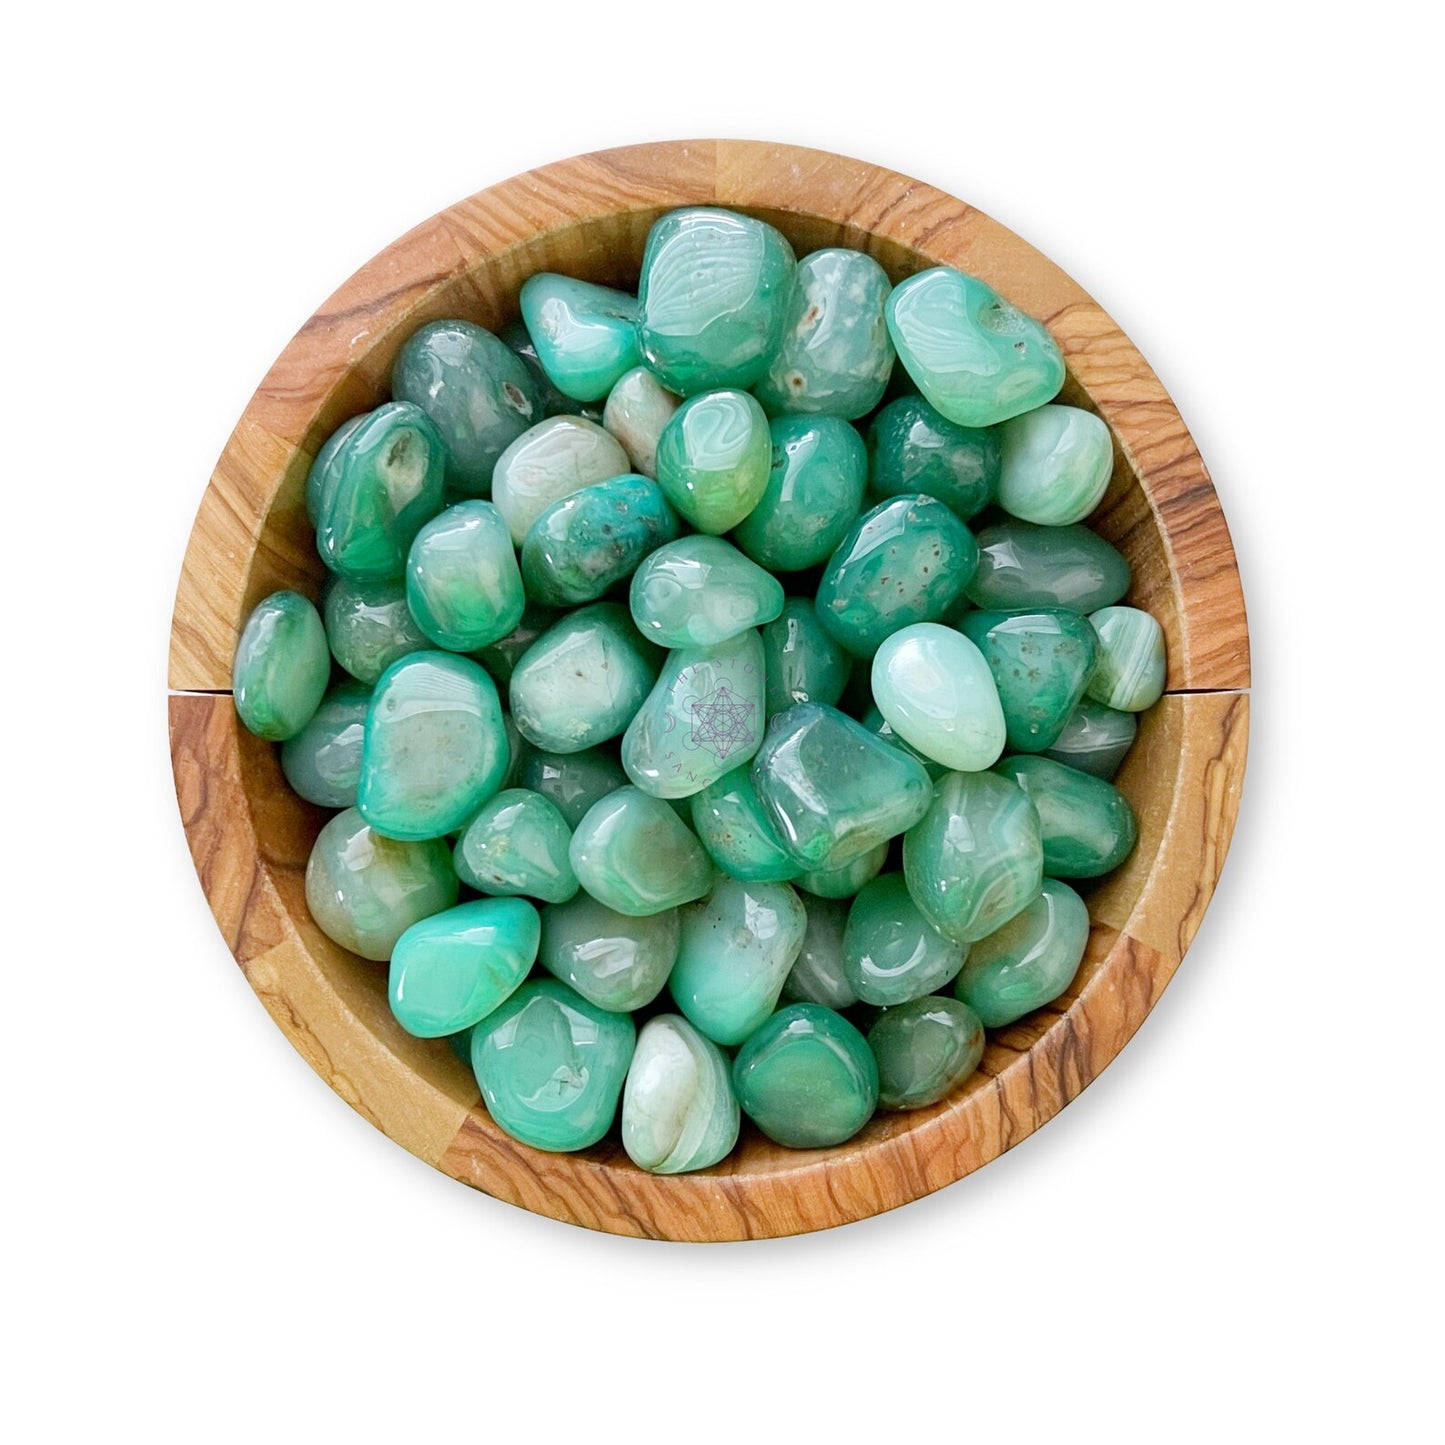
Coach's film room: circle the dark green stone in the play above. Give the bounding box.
[967,520,1130,613]
[280,681,371,808]
[867,396,999,523]
[993,755,1138,878]
[518,747,629,829]
[323,575,431,685]
[471,602,561,685]
[760,599,852,718]
[1043,700,1138,780]
[867,995,985,1110]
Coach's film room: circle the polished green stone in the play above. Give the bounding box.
[868,995,985,1110]
[538,893,680,1012]
[654,389,771,534]
[570,786,713,916]
[305,414,365,526]
[997,404,1113,526]
[392,319,543,496]
[871,622,1007,772]
[501,320,575,419]
[492,416,630,545]
[519,273,641,403]
[816,495,979,658]
[636,207,795,395]
[753,248,894,418]
[471,978,635,1152]
[842,872,968,1006]
[233,590,330,741]
[358,652,508,841]
[993,755,1138,877]
[903,770,1044,943]
[470,601,560,685]
[519,746,628,828]
[622,1014,740,1174]
[521,475,679,608]
[957,608,1099,753]
[731,415,869,572]
[280,681,370,808]
[500,715,529,789]
[601,366,680,478]
[967,520,1131,613]
[761,600,851,718]
[955,877,1090,1026]
[388,897,540,1037]
[453,788,577,903]
[304,807,458,961]
[404,499,524,652]
[630,535,783,648]
[886,266,1065,427]
[866,396,999,523]
[1043,699,1138,779]
[670,878,807,1046]
[322,575,430,684]
[1087,606,1166,712]
[732,1003,878,1148]
[689,765,801,884]
[860,706,947,780]
[509,602,661,754]
[781,894,856,1008]
[798,840,889,899]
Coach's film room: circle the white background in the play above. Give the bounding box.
[5,3,1438,1440]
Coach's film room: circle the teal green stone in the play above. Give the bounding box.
[654,389,772,535]
[689,766,801,884]
[316,402,448,580]
[392,319,543,495]
[509,602,661,754]
[471,978,635,1152]
[842,872,968,1006]
[753,248,895,419]
[569,786,713,916]
[761,600,851,719]
[233,590,330,741]
[304,808,458,961]
[305,414,365,526]
[500,715,529,789]
[669,878,807,1046]
[867,395,998,523]
[967,520,1131,613]
[405,499,525,652]
[1087,606,1166,712]
[732,1003,878,1148]
[538,893,680,1012]
[323,575,430,684]
[519,273,641,403]
[1043,700,1138,780]
[997,404,1113,526]
[630,536,783,648]
[471,601,560,685]
[993,755,1138,878]
[751,702,933,870]
[500,319,575,418]
[622,628,766,799]
[871,622,1006,772]
[903,770,1044,943]
[860,706,947,780]
[636,207,796,395]
[519,747,628,828]
[521,475,679,608]
[388,897,540,1037]
[798,840,889,899]
[867,996,985,1110]
[781,895,856,1009]
[731,415,869,571]
[358,652,508,841]
[280,681,370,808]
[622,1015,740,1174]
[601,366,680,479]
[957,608,1099,753]
[816,495,979,658]
[955,877,1090,1026]
[886,266,1065,428]
[492,416,631,545]
[453,788,577,903]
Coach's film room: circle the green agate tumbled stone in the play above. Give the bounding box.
[732,1003,878,1148]
[860,707,947,780]
[519,747,628,829]
[993,755,1138,878]
[761,600,851,718]
[732,415,869,571]
[539,893,680,1012]
[280,681,370,808]
[471,979,635,1152]
[886,266,1065,427]
[471,601,559,685]
[903,770,1044,943]
[690,766,801,884]
[997,404,1113,526]
[669,877,807,1046]
[501,319,575,419]
[1087,606,1167,712]
[842,872,968,1006]
[622,1015,740,1174]
[799,840,889,899]
[492,416,631,545]
[781,895,856,1009]
[305,414,365,526]
[630,536,783,648]
[968,520,1131,613]
[866,396,999,523]
[304,808,458,961]
[654,389,771,534]
[358,652,508,840]
[1043,699,1138,780]
[570,786,713,916]
[323,576,430,684]
[453,789,578,903]
[519,273,641,403]
[388,897,540,1037]
[637,207,796,395]
[233,591,330,741]
[405,499,524,652]
[602,366,680,478]
[753,247,894,419]
[955,877,1090,1027]
[868,996,985,1110]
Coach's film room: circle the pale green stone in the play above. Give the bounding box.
[305,414,365,525]
[630,535,784,648]
[1043,700,1137,780]
[993,755,1138,878]
[860,707,947,781]
[601,366,680,479]
[405,499,525,652]
[538,893,680,1012]
[519,747,628,829]
[323,575,430,684]
[654,389,772,534]
[689,765,801,883]
[453,789,577,903]
[842,872,968,1006]
[798,840,889,899]
[1087,606,1166,711]
[280,681,370,808]
[997,404,1113,526]
[492,416,630,545]
[233,590,330,741]
[866,396,999,523]
[622,1015,740,1174]
[569,786,713,916]
[761,599,852,718]
[519,273,641,403]
[868,996,985,1110]
[781,895,857,1009]
[968,520,1130,613]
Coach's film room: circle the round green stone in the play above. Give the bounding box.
[842,872,968,1006]
[519,273,641,403]
[760,599,852,719]
[967,520,1130,614]
[993,755,1138,878]
[996,403,1113,526]
[322,575,430,685]
[622,1014,740,1174]
[1087,605,1167,712]
[405,499,525,652]
[690,766,801,883]
[538,893,680,1013]
[654,389,772,535]
[453,788,578,903]
[569,786,713,916]
[630,535,783,648]
[867,995,985,1110]
[280,680,370,808]
[867,395,999,523]
[519,747,629,829]
[1043,700,1138,780]
[233,590,330,742]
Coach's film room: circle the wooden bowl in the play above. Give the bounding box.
[169,140,1249,1241]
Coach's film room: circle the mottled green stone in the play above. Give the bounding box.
[405,499,524,652]
[305,414,365,526]
[654,389,771,534]
[323,575,430,684]
[622,1015,740,1174]
[1043,700,1138,779]
[471,602,560,685]
[997,404,1113,526]
[569,786,713,916]
[492,416,630,545]
[280,681,370,808]
[519,273,641,403]
[798,841,889,900]
[601,366,680,478]
[630,536,783,648]
[1087,606,1166,712]
[860,707,947,780]
[867,395,999,523]
[781,895,856,1009]
[843,872,968,1006]
[868,996,985,1110]
[993,755,1138,878]
[453,789,577,903]
[761,600,851,718]
[519,747,628,829]
[968,520,1131,613]
[538,893,680,1012]
[233,590,330,741]
[689,766,800,883]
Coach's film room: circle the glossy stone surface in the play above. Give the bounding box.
[630,535,783,648]
[843,872,968,1006]
[539,893,680,1012]
[886,266,1065,427]
[323,575,430,684]
[519,747,629,829]
[519,273,641,403]
[654,389,771,534]
[732,415,869,571]
[732,1003,878,1148]
[860,706,947,781]
[955,877,1090,1027]
[388,897,540,1037]
[471,978,635,1152]
[280,681,370,808]
[357,652,508,841]
[636,207,796,394]
[569,786,713,916]
[798,840,889,899]
[670,878,807,1046]
[903,770,1044,943]
[967,520,1131,613]
[453,789,577,903]
[492,416,630,545]
[470,601,559,685]
[761,600,851,718]
[304,808,458,961]
[501,319,575,419]
[305,414,364,525]
[233,591,330,741]
[404,499,524,652]
[622,1015,740,1174]
[601,366,680,478]
[753,248,894,418]
[1043,699,1138,779]
[781,895,856,1009]
[1087,605,1167,712]
[997,404,1113,526]
[866,395,999,523]
[868,996,985,1110]
[689,766,801,883]
[816,495,979,657]
[993,755,1138,877]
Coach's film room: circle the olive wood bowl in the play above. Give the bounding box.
[169,139,1250,1241]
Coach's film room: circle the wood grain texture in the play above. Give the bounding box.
[169,140,1251,1239]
